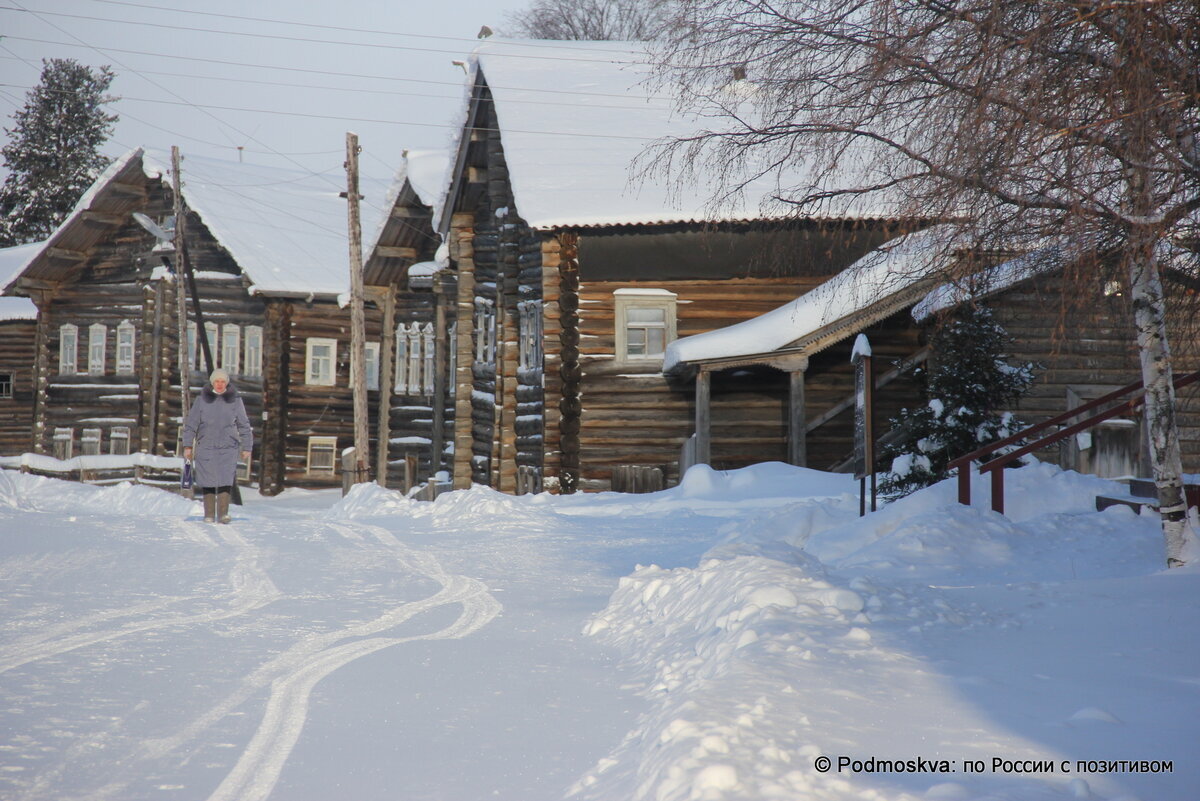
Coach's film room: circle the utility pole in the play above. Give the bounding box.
[171,146,191,425]
[344,132,370,483]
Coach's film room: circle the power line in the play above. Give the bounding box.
[0,5,645,65]
[0,53,671,113]
[0,36,669,102]
[0,83,667,141]
[84,0,639,55]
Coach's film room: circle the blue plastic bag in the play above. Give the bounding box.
[181,460,193,489]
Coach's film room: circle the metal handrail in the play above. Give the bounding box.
[950,369,1200,513]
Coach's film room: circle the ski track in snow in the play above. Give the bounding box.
[0,518,279,676]
[55,517,501,801]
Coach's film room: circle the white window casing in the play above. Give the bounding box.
[203,321,218,371]
[187,321,198,370]
[406,323,421,394]
[614,289,677,365]
[243,326,263,377]
[59,324,78,375]
[394,324,409,393]
[306,338,337,386]
[88,323,107,375]
[110,426,131,455]
[365,341,380,391]
[448,320,458,397]
[307,436,337,473]
[116,321,136,375]
[221,324,240,374]
[474,299,496,364]
[81,427,102,456]
[422,323,435,395]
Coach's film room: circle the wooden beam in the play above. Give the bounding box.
[81,211,126,226]
[46,247,86,262]
[807,346,930,434]
[374,245,419,260]
[695,368,711,466]
[108,181,147,198]
[390,205,429,219]
[789,368,807,467]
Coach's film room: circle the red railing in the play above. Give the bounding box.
[949,369,1200,514]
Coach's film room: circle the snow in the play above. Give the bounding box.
[0,241,42,319]
[914,244,1066,321]
[1,459,1196,800]
[140,148,390,298]
[364,149,447,258]
[664,225,957,371]
[439,41,900,232]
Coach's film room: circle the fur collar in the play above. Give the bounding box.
[200,383,239,402]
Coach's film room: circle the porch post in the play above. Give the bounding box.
[695,367,711,466]
[788,367,807,467]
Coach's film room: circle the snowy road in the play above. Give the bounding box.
[0,475,713,801]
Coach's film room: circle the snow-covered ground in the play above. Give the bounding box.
[0,462,1195,800]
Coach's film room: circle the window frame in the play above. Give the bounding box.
[88,323,107,375]
[59,324,79,375]
[243,325,263,377]
[364,341,380,391]
[614,289,678,366]
[0,372,12,399]
[53,427,74,460]
[80,427,102,456]
[221,323,241,374]
[109,426,131,456]
[202,321,218,371]
[518,300,544,370]
[305,338,337,386]
[307,436,338,474]
[116,321,136,375]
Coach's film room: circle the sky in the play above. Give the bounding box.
[0,0,539,182]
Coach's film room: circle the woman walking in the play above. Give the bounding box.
[182,368,253,523]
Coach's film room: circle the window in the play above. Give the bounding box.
[394,324,409,393]
[364,342,380,391]
[88,323,107,375]
[116,321,136,375]
[203,322,218,371]
[53,427,74,460]
[0,373,12,399]
[221,324,240,374]
[307,436,337,473]
[110,426,131,456]
[518,301,543,370]
[243,326,263,377]
[59,324,78,375]
[614,289,677,364]
[306,338,337,386]
[474,300,496,364]
[406,324,422,394]
[422,323,435,395]
[81,427,102,456]
[187,321,198,370]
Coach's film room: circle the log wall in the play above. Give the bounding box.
[0,319,37,455]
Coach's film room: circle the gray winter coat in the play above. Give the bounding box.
[182,383,253,488]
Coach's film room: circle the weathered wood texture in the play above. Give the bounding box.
[0,319,37,455]
[573,273,925,490]
[980,272,1200,472]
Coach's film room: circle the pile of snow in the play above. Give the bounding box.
[0,468,195,516]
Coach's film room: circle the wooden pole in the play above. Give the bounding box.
[171,146,191,426]
[376,285,396,487]
[695,368,711,466]
[344,132,370,483]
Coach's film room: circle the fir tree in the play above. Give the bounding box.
[879,306,1036,498]
[0,59,118,246]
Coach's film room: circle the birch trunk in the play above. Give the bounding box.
[1127,233,1193,567]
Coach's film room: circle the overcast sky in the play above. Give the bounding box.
[0,0,538,182]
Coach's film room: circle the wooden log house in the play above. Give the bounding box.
[0,147,409,493]
[429,42,932,494]
[0,243,40,455]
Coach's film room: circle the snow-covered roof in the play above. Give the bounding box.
[0,241,42,320]
[440,40,900,232]
[365,149,446,258]
[664,226,955,371]
[5,148,390,301]
[139,149,390,297]
[912,246,1065,321]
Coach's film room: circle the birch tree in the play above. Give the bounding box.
[505,0,673,40]
[649,0,1199,566]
